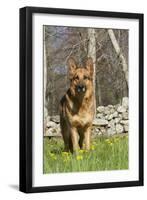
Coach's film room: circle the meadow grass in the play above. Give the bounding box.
[43,135,128,173]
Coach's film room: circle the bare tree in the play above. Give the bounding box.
[108,29,128,86]
[88,29,97,115]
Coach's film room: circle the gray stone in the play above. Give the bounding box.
[122,112,128,120]
[93,118,108,126]
[95,128,100,132]
[124,125,129,132]
[107,114,113,121]
[114,104,120,110]
[110,108,115,114]
[108,105,114,109]
[50,115,60,123]
[114,118,121,124]
[98,131,103,136]
[104,107,111,115]
[118,114,123,119]
[45,127,61,137]
[108,119,115,128]
[107,127,116,136]
[97,106,105,113]
[117,105,126,113]
[122,97,129,109]
[92,128,101,136]
[116,124,124,134]
[105,115,109,120]
[96,113,104,119]
[96,128,102,136]
[107,119,116,135]
[46,121,57,128]
[99,127,107,135]
[120,120,129,125]
[113,111,118,118]
[56,123,60,128]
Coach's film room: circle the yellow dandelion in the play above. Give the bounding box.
[79,149,84,154]
[90,145,95,150]
[76,155,83,161]
[109,142,113,146]
[62,151,69,156]
[82,149,88,153]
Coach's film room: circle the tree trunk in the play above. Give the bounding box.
[108,29,128,86]
[88,29,101,114]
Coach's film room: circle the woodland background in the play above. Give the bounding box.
[44,26,128,116]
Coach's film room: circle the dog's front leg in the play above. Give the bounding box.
[84,126,92,150]
[70,127,79,153]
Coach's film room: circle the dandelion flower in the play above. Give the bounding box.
[76,155,83,161]
[90,145,95,150]
[62,152,69,156]
[109,142,113,146]
[79,149,84,154]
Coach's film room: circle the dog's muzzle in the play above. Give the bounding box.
[76,84,86,93]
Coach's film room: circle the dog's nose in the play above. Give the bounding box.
[77,84,86,93]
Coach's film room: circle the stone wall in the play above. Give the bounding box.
[44,97,129,137]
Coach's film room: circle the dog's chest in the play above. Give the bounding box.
[71,104,93,127]
[66,94,94,127]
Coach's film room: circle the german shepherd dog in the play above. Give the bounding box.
[60,57,94,153]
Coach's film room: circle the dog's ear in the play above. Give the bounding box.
[67,57,77,79]
[86,57,93,77]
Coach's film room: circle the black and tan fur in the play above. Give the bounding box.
[60,57,94,153]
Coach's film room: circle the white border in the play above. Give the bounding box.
[33,13,139,187]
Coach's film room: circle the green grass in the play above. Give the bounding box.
[43,135,128,173]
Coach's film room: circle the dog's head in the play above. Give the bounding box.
[68,57,93,96]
